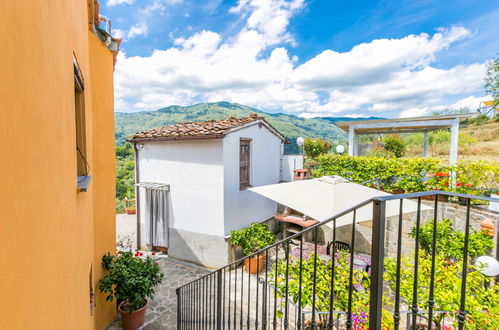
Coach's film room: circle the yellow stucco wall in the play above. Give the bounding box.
[0,1,116,329]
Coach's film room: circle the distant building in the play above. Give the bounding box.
[129,114,299,267]
[0,1,120,328]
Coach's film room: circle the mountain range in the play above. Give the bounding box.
[115,102,383,153]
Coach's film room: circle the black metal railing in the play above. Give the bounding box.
[176,191,498,329]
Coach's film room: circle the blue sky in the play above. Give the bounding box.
[102,0,499,118]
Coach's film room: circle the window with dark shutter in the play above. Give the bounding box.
[240,138,251,189]
[74,56,87,177]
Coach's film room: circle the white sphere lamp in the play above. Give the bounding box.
[296,137,305,147]
[475,256,499,277]
[336,145,345,154]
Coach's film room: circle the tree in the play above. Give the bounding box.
[304,138,331,158]
[383,135,405,158]
[485,55,499,107]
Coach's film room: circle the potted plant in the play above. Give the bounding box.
[125,205,136,215]
[230,222,276,274]
[424,171,451,202]
[99,251,164,330]
[125,198,136,215]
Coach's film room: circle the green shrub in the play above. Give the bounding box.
[99,251,164,313]
[271,252,370,325]
[311,155,440,192]
[455,160,498,189]
[272,248,499,329]
[312,154,498,194]
[230,222,276,256]
[364,145,395,158]
[409,218,494,260]
[384,251,499,329]
[468,114,489,126]
[383,135,405,157]
[304,138,331,158]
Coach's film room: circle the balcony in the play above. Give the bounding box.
[176,191,499,329]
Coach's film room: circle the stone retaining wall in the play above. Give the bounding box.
[323,200,499,259]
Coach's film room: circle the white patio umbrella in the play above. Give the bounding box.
[249,176,431,227]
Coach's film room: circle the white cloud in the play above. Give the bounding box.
[127,22,149,39]
[111,28,126,39]
[107,0,135,7]
[113,0,487,117]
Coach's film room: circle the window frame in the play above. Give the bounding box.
[74,55,91,191]
[239,138,252,190]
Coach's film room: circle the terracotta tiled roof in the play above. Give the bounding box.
[128,113,287,142]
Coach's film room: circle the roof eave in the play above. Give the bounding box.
[127,134,225,143]
[225,119,289,143]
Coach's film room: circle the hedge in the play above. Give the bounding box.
[310,155,498,194]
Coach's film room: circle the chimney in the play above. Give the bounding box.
[93,1,100,28]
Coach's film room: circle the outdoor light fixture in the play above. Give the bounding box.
[296,137,305,155]
[475,256,499,277]
[336,145,345,154]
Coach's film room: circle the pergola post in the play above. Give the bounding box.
[449,120,459,166]
[348,126,357,156]
[423,131,429,157]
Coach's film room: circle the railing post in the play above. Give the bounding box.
[176,287,182,330]
[369,199,386,329]
[216,270,222,330]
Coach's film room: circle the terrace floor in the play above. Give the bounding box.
[106,257,209,330]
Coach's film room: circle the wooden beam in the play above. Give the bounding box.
[350,119,456,131]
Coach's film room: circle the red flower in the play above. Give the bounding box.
[465,184,472,188]
[444,182,448,186]
[117,251,122,254]
[435,172,449,177]
[139,252,144,256]
[151,252,156,256]
[456,182,462,187]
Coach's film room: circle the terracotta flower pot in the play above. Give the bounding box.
[244,254,264,274]
[118,300,147,330]
[125,208,136,215]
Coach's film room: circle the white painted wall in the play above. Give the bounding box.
[222,123,283,235]
[281,154,304,182]
[137,139,225,244]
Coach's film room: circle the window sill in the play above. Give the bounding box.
[240,184,253,191]
[77,176,92,192]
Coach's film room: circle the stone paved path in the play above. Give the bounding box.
[106,257,209,330]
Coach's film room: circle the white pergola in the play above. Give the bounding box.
[335,114,476,165]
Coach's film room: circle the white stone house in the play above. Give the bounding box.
[129,114,292,268]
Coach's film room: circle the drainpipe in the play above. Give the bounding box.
[133,142,142,250]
